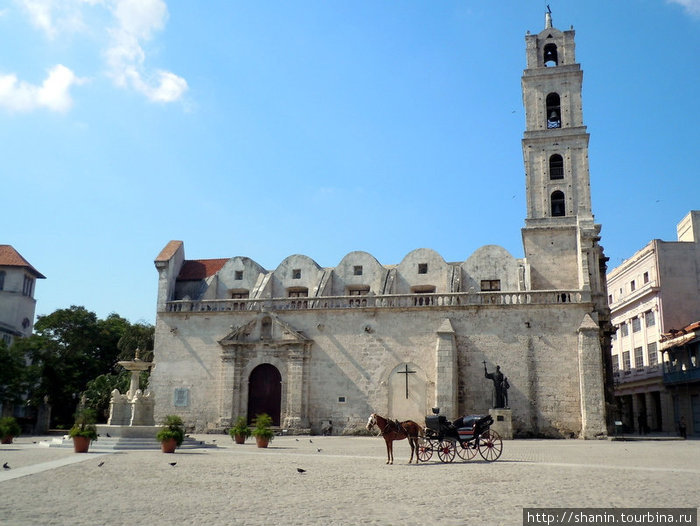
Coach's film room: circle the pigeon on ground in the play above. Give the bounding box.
[98,461,105,467]
[169,462,177,467]
[3,462,10,470]
[309,439,313,443]
[317,449,322,453]
[296,468,306,474]
[106,433,111,438]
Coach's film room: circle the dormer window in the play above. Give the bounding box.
[235,270,243,280]
[546,93,561,129]
[292,269,301,279]
[543,43,558,67]
[418,263,428,274]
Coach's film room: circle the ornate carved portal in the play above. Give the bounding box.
[218,314,311,432]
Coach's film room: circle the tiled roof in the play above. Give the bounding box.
[155,240,183,262]
[0,245,46,278]
[177,259,228,280]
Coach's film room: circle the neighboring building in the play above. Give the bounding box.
[0,245,45,346]
[607,211,700,435]
[660,320,700,436]
[150,12,612,438]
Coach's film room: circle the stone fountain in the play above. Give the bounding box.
[99,349,156,438]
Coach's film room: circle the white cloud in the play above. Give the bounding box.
[668,0,700,16]
[105,0,187,103]
[0,64,84,113]
[16,0,96,39]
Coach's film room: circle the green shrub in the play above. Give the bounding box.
[251,413,274,441]
[68,408,98,441]
[0,416,21,438]
[156,414,185,447]
[229,416,251,439]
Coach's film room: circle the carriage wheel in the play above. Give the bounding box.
[417,438,434,462]
[456,439,478,461]
[437,439,456,463]
[478,429,503,462]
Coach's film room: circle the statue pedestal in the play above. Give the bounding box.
[489,408,513,439]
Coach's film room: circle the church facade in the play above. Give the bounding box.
[150,14,612,438]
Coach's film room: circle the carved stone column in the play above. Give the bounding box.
[282,346,310,431]
[217,351,236,428]
[435,319,458,417]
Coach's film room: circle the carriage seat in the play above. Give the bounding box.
[454,415,491,438]
[425,414,448,432]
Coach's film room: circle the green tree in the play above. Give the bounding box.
[0,340,28,408]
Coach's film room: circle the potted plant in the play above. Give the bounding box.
[156,415,185,453]
[0,416,21,444]
[229,416,251,444]
[68,408,98,453]
[251,413,274,448]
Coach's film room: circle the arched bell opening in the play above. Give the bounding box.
[546,93,561,129]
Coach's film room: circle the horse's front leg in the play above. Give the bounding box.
[384,438,391,464]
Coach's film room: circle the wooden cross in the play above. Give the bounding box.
[397,364,416,399]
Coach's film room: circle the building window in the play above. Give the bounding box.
[231,291,248,299]
[0,271,4,290]
[22,275,34,297]
[235,270,243,280]
[348,287,369,296]
[622,351,631,371]
[353,265,363,276]
[647,342,658,367]
[292,269,301,279]
[546,92,561,128]
[612,354,619,373]
[645,310,655,328]
[630,280,636,292]
[480,280,501,291]
[608,294,613,305]
[418,263,428,274]
[549,154,564,179]
[338,396,346,403]
[174,388,190,407]
[551,191,565,217]
[632,317,641,333]
[620,323,629,337]
[634,346,644,369]
[643,271,649,284]
[288,288,308,297]
[261,316,272,339]
[543,43,558,66]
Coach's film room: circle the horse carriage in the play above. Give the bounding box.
[417,410,503,463]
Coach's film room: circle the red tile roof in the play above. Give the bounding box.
[177,259,228,280]
[155,240,183,262]
[0,245,46,278]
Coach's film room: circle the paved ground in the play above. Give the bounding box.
[1,435,698,526]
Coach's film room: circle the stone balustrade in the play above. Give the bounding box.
[164,289,589,313]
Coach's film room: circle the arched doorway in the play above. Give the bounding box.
[247,364,282,426]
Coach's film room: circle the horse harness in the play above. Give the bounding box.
[382,419,407,437]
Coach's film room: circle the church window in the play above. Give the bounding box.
[353,265,363,276]
[549,154,564,179]
[261,316,272,339]
[292,269,301,279]
[338,396,346,403]
[550,191,565,216]
[546,93,561,128]
[348,286,369,296]
[288,288,308,297]
[418,263,428,274]
[235,270,243,280]
[174,388,189,407]
[480,280,501,291]
[231,291,248,299]
[22,275,34,297]
[543,43,558,67]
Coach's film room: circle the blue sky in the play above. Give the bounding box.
[2,0,699,324]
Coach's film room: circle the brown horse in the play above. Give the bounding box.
[366,413,423,464]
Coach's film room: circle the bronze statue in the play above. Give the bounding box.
[484,362,507,408]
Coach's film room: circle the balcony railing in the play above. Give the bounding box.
[163,289,590,313]
[613,365,663,385]
[663,365,700,385]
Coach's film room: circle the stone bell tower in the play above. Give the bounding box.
[520,10,599,292]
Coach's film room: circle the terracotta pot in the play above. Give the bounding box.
[72,436,91,453]
[161,437,177,453]
[1,435,14,444]
[255,436,270,448]
[233,434,246,444]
